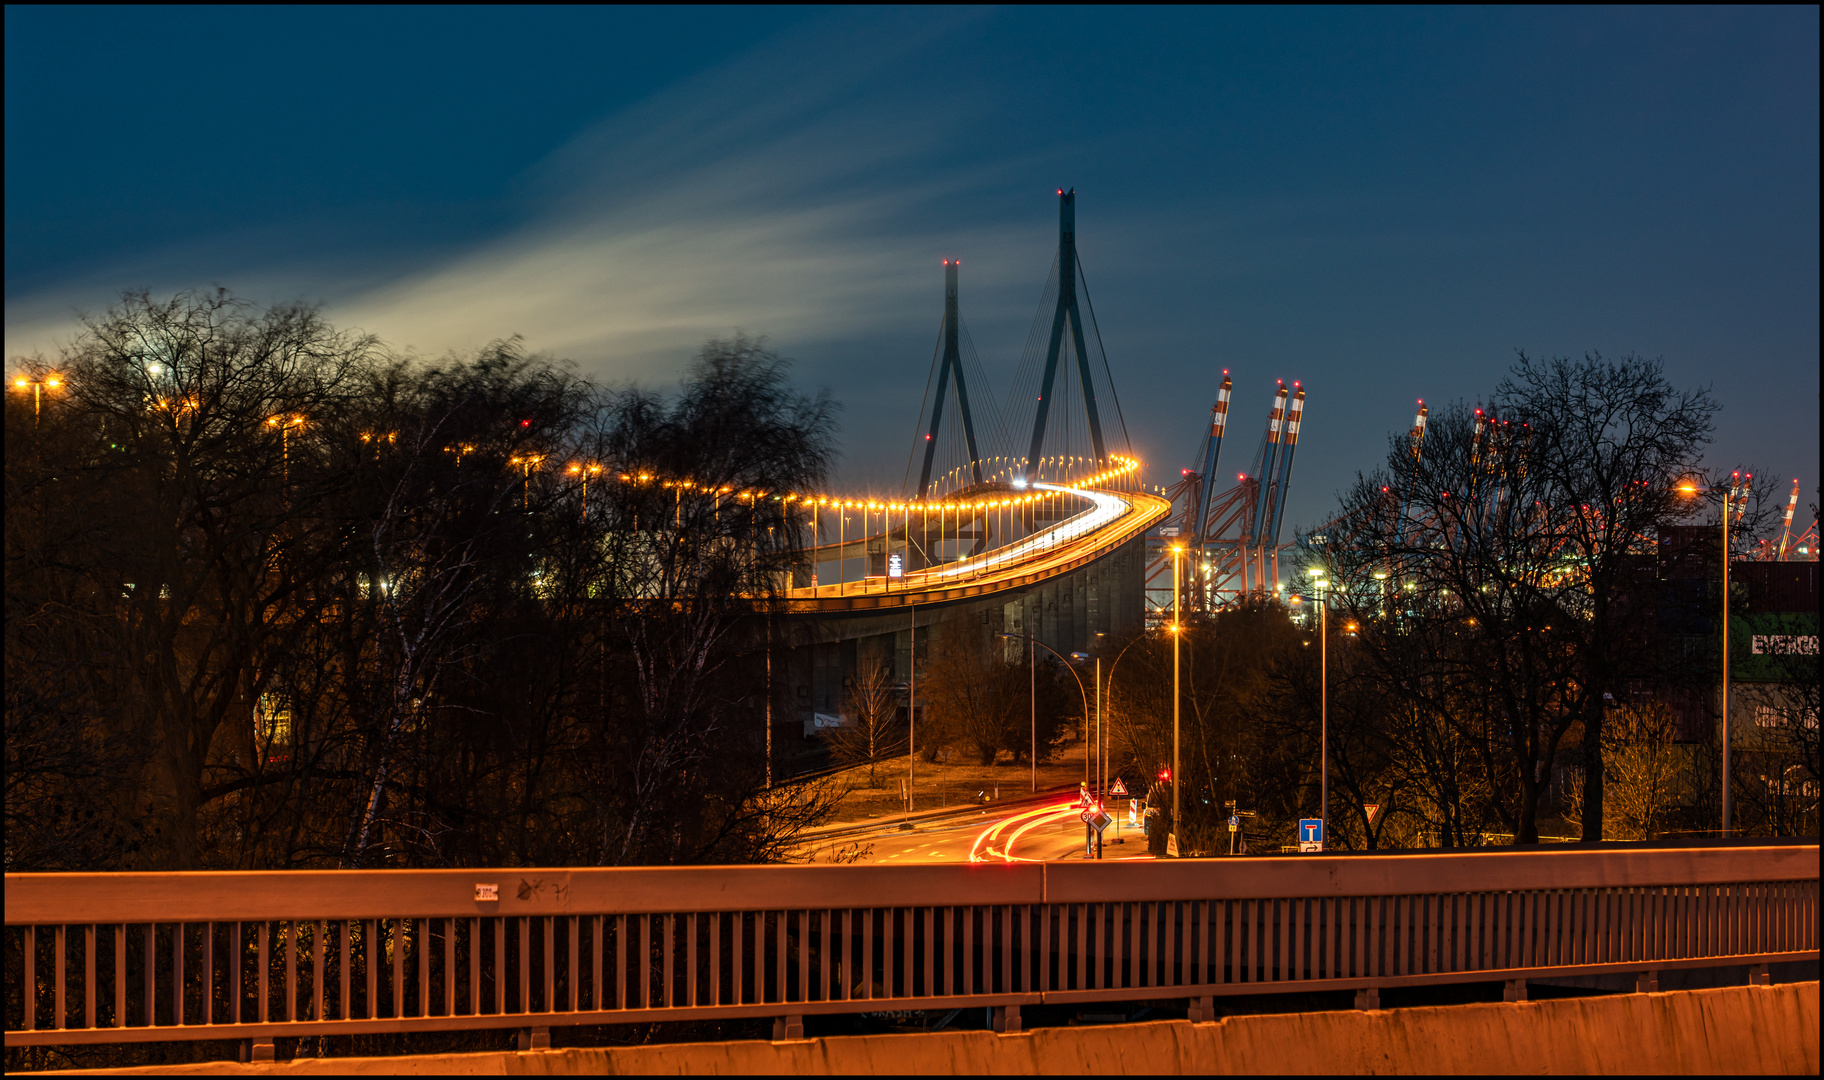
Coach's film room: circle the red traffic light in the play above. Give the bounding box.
[520,419,531,428]
[1158,768,1171,782]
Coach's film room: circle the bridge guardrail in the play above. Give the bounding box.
[6,845,1816,1053]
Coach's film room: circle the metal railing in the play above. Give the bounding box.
[6,845,1816,1051]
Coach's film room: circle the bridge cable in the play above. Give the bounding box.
[902,313,949,496]
[1002,255,1061,465]
[1075,255,1132,454]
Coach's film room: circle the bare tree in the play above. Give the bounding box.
[8,301,852,876]
[1495,352,1717,840]
[1566,700,1686,840]
[920,632,1028,766]
[8,291,378,868]
[825,655,904,787]
[1314,354,1717,843]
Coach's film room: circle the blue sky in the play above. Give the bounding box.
[7,6,1817,527]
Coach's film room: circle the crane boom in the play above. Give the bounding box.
[1397,400,1427,543]
[1247,382,1288,547]
[1776,478,1800,560]
[1267,383,1306,546]
[1194,371,1233,545]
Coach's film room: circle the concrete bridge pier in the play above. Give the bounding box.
[774,535,1145,741]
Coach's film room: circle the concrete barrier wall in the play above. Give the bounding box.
[57,981,1820,1075]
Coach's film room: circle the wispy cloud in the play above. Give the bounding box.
[7,12,1038,383]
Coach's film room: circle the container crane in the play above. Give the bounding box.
[1146,376,1310,616]
[1264,383,1307,589]
[1776,478,1800,561]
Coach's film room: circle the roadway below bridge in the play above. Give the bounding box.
[796,791,1155,865]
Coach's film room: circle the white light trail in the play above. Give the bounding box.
[918,482,1130,582]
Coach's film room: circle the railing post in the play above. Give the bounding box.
[1750,963,1771,987]
[993,1004,1021,1033]
[1188,995,1215,1023]
[1504,979,1527,1002]
[772,1014,804,1041]
[240,1039,275,1062]
[1636,971,1659,994]
[1354,987,1380,1011]
[517,1026,549,1051]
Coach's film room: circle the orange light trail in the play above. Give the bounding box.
[968,799,1083,863]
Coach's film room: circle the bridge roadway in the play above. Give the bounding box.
[781,476,1171,613]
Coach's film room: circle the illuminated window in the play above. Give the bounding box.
[256,693,294,754]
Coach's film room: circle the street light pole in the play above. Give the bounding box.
[1095,654,1103,800]
[267,414,306,493]
[997,631,1095,851]
[1320,580,1328,838]
[13,373,62,425]
[1171,543,1184,855]
[1029,634,1037,793]
[1678,477,1736,839]
[908,602,917,821]
[1721,474,1737,837]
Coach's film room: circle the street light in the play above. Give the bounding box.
[1679,474,1748,836]
[12,372,63,426]
[265,414,306,491]
[1311,569,1330,843]
[568,461,602,518]
[1171,543,1186,855]
[997,632,1096,851]
[1071,651,1095,800]
[1097,633,1148,802]
[509,454,546,512]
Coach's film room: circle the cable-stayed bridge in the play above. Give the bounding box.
[758,190,1164,735]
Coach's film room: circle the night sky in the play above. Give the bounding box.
[7,7,1817,529]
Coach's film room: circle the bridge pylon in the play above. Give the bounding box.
[1024,188,1110,479]
[916,260,987,498]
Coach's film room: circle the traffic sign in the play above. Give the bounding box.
[1110,778,1128,797]
[1081,806,1112,832]
[1298,818,1325,853]
[1228,815,1240,832]
[1365,803,1380,823]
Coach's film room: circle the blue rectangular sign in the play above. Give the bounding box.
[1299,818,1324,847]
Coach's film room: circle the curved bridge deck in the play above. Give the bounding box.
[783,482,1171,613]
